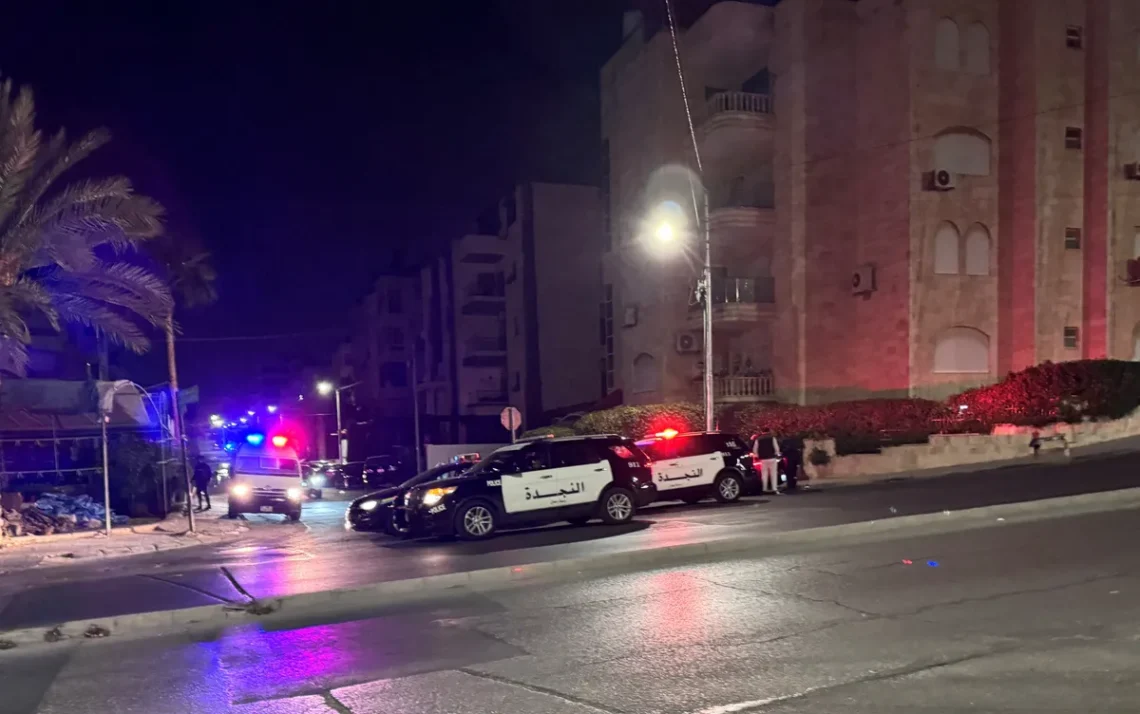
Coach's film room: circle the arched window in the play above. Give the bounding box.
[965,23,990,74]
[964,224,991,275]
[934,222,960,275]
[632,352,659,394]
[934,327,990,373]
[933,129,992,176]
[935,18,960,70]
[1132,323,1140,361]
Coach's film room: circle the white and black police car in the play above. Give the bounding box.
[394,435,656,539]
[635,429,760,505]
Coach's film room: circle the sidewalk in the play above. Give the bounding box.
[0,506,247,571]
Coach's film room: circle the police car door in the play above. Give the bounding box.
[548,441,611,507]
[499,444,556,515]
[656,436,717,492]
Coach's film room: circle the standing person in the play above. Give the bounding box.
[781,436,803,492]
[753,428,782,495]
[193,457,213,511]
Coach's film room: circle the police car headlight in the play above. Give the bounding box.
[359,499,379,512]
[422,486,457,507]
[230,483,251,499]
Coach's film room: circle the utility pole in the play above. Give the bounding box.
[165,315,195,532]
[700,190,714,432]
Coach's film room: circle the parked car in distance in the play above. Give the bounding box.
[345,461,474,534]
[395,435,656,540]
[363,455,410,489]
[635,430,759,505]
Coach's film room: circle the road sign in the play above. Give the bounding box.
[500,406,522,442]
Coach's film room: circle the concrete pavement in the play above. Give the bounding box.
[3,506,1139,713]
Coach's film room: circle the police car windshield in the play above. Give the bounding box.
[469,448,522,475]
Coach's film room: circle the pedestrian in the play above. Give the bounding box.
[781,436,803,492]
[193,458,213,511]
[753,428,782,495]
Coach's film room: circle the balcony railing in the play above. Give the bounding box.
[708,276,775,305]
[467,389,508,405]
[466,336,506,353]
[714,373,774,401]
[706,91,772,118]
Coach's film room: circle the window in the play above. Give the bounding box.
[1063,327,1079,349]
[1065,227,1082,250]
[631,352,658,394]
[933,130,991,175]
[387,289,403,314]
[1065,127,1083,150]
[934,327,989,373]
[934,222,960,275]
[1133,228,1140,259]
[379,362,408,387]
[935,18,960,70]
[964,23,990,74]
[964,224,991,276]
[550,442,601,468]
[1066,25,1083,49]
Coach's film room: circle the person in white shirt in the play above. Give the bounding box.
[752,429,782,495]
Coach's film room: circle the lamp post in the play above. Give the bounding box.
[317,380,360,464]
[647,197,715,432]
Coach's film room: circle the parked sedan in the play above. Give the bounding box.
[345,462,474,534]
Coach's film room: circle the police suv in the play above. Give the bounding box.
[636,430,759,505]
[395,435,656,539]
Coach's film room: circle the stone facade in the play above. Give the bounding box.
[601,0,1140,407]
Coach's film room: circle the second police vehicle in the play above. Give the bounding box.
[395,435,656,539]
[636,429,760,505]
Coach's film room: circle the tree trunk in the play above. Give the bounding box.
[166,315,195,532]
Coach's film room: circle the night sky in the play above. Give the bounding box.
[4,0,623,398]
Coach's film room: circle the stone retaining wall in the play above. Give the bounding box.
[804,409,1140,482]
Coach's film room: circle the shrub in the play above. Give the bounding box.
[953,360,1140,427]
[574,403,705,438]
[734,399,949,441]
[807,447,831,466]
[519,425,578,439]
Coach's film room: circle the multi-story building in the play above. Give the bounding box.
[503,182,605,427]
[601,0,1140,407]
[331,274,419,458]
[416,227,511,445]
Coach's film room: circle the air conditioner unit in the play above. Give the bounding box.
[927,168,956,191]
[675,331,701,354]
[851,264,876,296]
[1125,163,1140,181]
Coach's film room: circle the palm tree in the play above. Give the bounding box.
[0,75,168,375]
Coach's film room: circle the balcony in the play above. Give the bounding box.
[466,389,508,407]
[698,91,774,167]
[713,373,775,404]
[461,275,505,316]
[690,276,775,329]
[708,180,775,242]
[462,336,507,367]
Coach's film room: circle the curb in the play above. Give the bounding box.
[3,485,1140,652]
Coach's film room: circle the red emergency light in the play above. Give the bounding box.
[271,435,289,448]
[655,428,679,439]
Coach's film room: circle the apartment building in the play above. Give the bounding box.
[331,274,419,457]
[601,0,1140,407]
[414,182,605,442]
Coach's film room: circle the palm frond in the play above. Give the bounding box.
[45,262,173,327]
[0,336,30,376]
[0,85,42,231]
[51,294,151,353]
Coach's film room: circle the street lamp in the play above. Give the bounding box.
[644,195,715,432]
[266,404,278,414]
[316,380,360,464]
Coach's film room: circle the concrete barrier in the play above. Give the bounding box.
[4,485,1140,654]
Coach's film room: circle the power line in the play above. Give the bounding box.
[177,328,344,343]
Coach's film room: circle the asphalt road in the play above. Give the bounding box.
[4,506,1139,713]
[2,448,1140,632]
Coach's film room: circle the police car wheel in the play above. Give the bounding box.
[600,487,635,525]
[713,471,744,503]
[456,500,497,540]
[227,505,239,519]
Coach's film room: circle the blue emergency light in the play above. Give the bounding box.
[245,432,265,446]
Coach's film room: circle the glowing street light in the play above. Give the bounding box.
[266,404,278,414]
[316,381,334,397]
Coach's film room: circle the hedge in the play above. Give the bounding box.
[522,360,1140,445]
[519,425,577,439]
[573,403,705,439]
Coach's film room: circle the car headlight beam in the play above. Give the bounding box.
[421,486,457,507]
[286,487,303,502]
[231,484,251,499]
[359,499,379,512]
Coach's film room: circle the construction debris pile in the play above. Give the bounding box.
[1,493,127,537]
